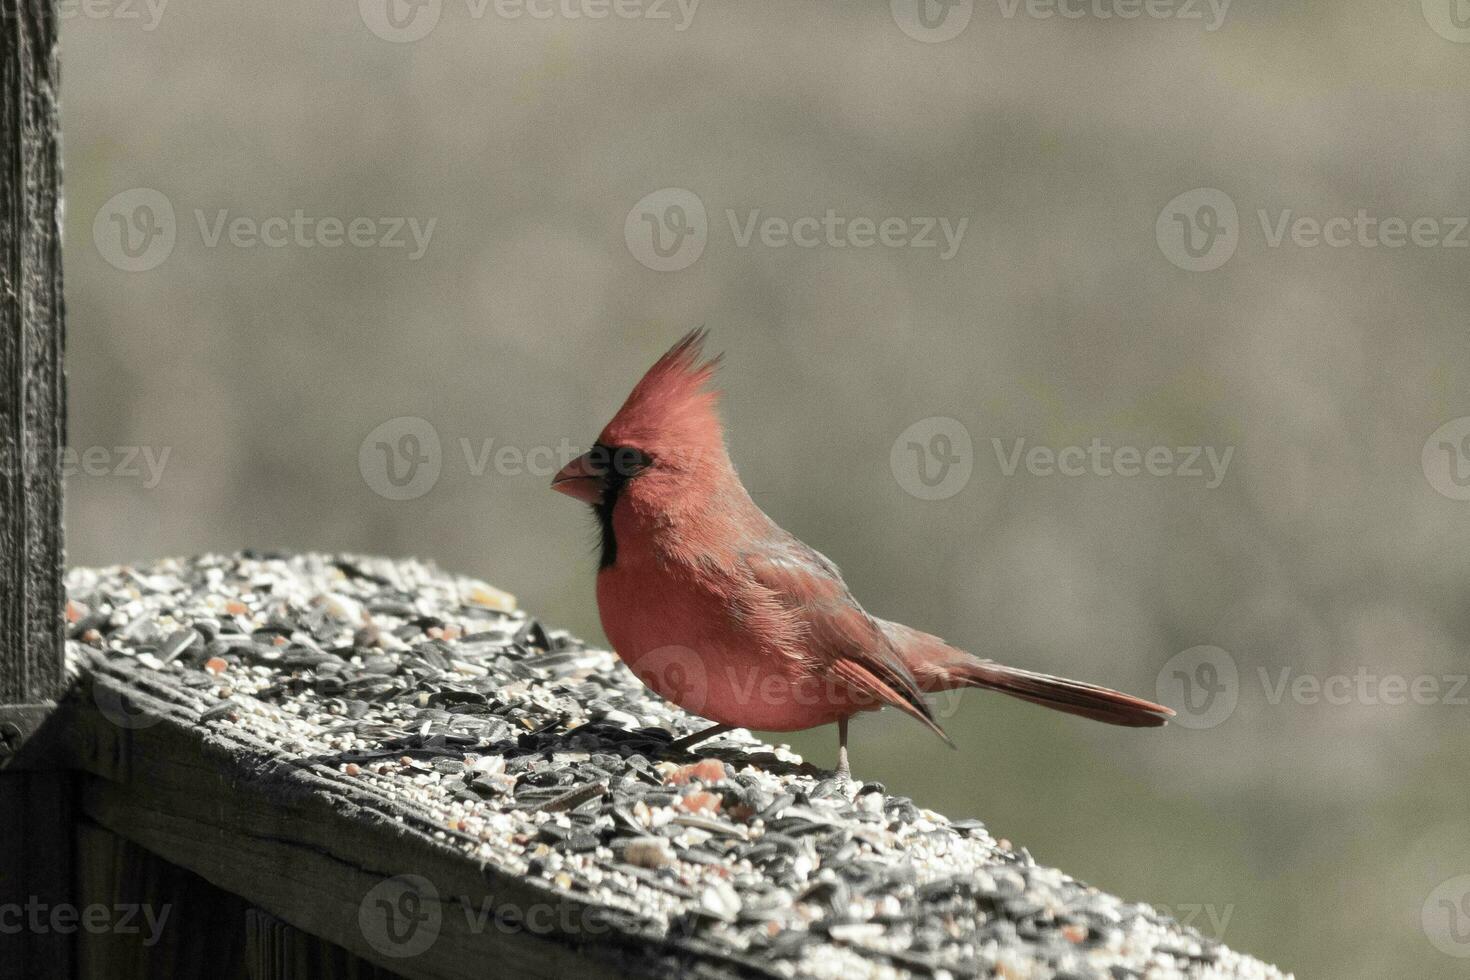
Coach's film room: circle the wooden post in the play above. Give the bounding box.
[2,2,71,977]
[1,0,67,709]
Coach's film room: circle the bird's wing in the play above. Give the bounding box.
[737,538,951,744]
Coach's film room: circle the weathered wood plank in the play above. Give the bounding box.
[0,0,68,706]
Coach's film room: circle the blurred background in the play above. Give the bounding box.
[60,1,1470,976]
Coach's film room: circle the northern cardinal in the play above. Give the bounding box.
[553,330,1172,776]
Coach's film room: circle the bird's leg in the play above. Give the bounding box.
[671,722,733,751]
[836,716,851,782]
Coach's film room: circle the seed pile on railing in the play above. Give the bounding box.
[65,553,1288,980]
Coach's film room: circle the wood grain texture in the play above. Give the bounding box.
[0,0,67,705]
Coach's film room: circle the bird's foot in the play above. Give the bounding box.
[833,716,854,784]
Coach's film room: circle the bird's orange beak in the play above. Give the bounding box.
[551,451,604,504]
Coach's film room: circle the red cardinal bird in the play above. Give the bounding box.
[553,330,1172,776]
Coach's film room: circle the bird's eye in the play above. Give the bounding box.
[609,446,652,478]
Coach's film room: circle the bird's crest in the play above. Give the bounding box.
[600,329,725,455]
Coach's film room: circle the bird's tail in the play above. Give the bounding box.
[875,618,1175,728]
[951,660,1175,727]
